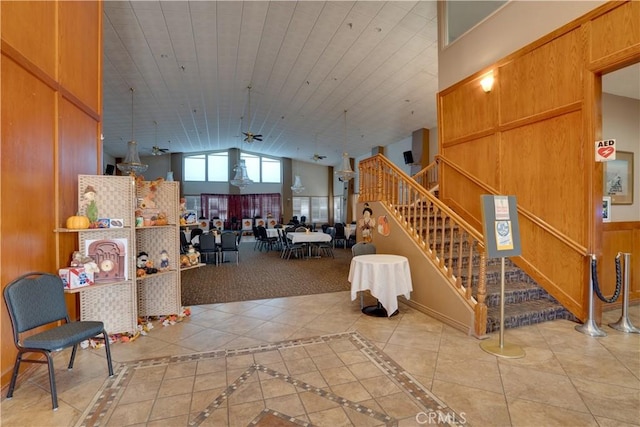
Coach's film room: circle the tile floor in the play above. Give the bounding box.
[1,292,639,427]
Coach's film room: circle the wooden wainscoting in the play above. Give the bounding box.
[602,222,640,306]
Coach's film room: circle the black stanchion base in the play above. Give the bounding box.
[362,303,399,317]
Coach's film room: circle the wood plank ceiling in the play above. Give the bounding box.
[102,1,440,165]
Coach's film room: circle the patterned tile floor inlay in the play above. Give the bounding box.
[75,331,466,427]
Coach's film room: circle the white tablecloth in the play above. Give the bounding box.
[266,228,280,238]
[185,231,221,246]
[287,232,331,244]
[348,254,412,316]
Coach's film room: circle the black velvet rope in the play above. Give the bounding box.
[592,253,622,304]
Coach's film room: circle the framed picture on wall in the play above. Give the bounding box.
[604,151,634,205]
[602,196,611,223]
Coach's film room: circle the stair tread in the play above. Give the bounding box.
[488,298,563,315]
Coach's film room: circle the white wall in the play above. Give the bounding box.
[438,1,606,90]
[291,160,329,196]
[602,93,640,222]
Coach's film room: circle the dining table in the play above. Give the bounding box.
[287,231,332,257]
[348,254,412,317]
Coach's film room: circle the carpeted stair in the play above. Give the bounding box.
[404,202,575,333]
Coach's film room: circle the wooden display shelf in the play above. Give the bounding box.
[55,226,132,233]
[180,263,206,271]
[63,279,130,294]
[135,269,176,281]
[135,224,177,230]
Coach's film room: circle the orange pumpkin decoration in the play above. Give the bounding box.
[66,215,90,229]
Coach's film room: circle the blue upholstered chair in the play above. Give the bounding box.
[3,272,113,410]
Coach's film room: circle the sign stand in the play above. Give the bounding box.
[479,195,525,359]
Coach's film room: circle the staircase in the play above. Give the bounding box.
[422,203,575,333]
[359,154,577,335]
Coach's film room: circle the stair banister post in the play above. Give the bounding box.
[474,250,488,337]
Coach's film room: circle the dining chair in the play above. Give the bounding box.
[252,226,263,251]
[279,229,306,260]
[334,223,347,248]
[257,225,277,251]
[199,232,219,265]
[180,231,189,254]
[190,228,203,248]
[219,231,239,264]
[3,272,114,410]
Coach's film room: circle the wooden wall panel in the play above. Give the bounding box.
[590,1,640,62]
[1,56,57,380]
[59,98,101,224]
[517,216,586,317]
[59,1,101,112]
[499,29,583,124]
[437,1,639,321]
[439,75,497,141]
[443,135,499,189]
[1,0,102,388]
[602,222,640,301]
[501,112,586,244]
[0,1,56,78]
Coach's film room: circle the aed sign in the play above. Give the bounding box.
[595,139,616,162]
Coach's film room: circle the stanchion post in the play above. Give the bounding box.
[575,254,607,337]
[609,253,640,334]
[480,257,525,358]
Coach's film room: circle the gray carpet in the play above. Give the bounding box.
[181,241,352,305]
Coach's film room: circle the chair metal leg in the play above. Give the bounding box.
[45,352,58,410]
[6,353,23,399]
[67,344,78,369]
[103,330,114,376]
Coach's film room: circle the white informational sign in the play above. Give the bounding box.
[595,139,616,162]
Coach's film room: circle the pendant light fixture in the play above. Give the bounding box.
[230,159,253,190]
[116,87,148,176]
[291,148,305,194]
[230,115,254,189]
[335,109,355,182]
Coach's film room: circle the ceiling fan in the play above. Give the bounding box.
[243,85,263,143]
[311,153,327,161]
[151,145,169,156]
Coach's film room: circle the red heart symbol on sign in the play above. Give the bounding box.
[598,147,614,158]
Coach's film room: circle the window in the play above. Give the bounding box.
[311,197,328,224]
[444,1,507,45]
[292,197,309,222]
[184,155,206,181]
[184,152,228,182]
[240,153,260,182]
[333,196,342,224]
[207,152,228,181]
[293,197,328,224]
[184,150,281,183]
[261,157,281,183]
[240,153,282,183]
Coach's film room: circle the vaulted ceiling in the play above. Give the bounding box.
[102,1,440,166]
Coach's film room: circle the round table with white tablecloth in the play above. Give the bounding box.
[348,254,412,316]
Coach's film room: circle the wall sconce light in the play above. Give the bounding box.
[480,73,494,93]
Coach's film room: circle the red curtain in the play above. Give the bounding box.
[201,193,281,222]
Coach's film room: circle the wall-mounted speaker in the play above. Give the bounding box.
[105,164,115,175]
[403,150,414,165]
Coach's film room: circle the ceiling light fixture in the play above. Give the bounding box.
[230,159,253,190]
[116,88,148,176]
[242,85,263,143]
[231,115,254,190]
[291,148,305,194]
[335,110,355,182]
